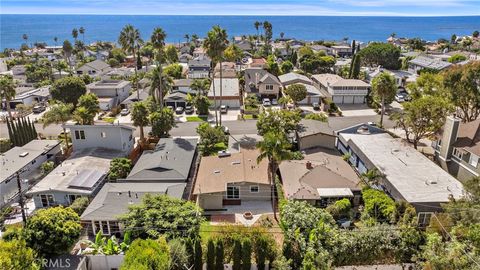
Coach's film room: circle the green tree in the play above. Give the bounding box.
[149,107,175,137]
[284,84,307,107]
[72,28,78,41]
[371,72,397,127]
[232,239,242,270]
[164,44,179,64]
[358,42,401,70]
[196,122,228,156]
[304,113,328,122]
[0,75,17,119]
[69,196,90,215]
[163,63,183,79]
[242,238,252,270]
[448,54,467,63]
[0,239,39,270]
[50,76,86,106]
[121,238,171,270]
[169,238,189,270]
[442,61,480,122]
[148,66,173,105]
[224,44,243,62]
[119,24,142,99]
[62,40,73,67]
[361,188,396,223]
[150,27,167,106]
[280,60,294,74]
[349,54,361,79]
[109,47,127,63]
[131,101,149,144]
[76,93,100,124]
[120,194,204,239]
[256,109,301,136]
[392,95,454,149]
[215,240,224,270]
[40,161,54,175]
[24,206,82,256]
[194,239,203,270]
[204,25,229,126]
[42,103,73,149]
[206,238,216,270]
[406,72,445,99]
[108,158,132,180]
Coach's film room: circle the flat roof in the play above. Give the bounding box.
[1,140,60,183]
[340,132,464,203]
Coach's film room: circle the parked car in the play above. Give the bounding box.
[262,98,271,107]
[185,105,194,114]
[32,105,46,114]
[271,98,278,105]
[175,107,184,114]
[220,105,228,114]
[120,108,130,116]
[312,102,320,110]
[395,93,406,103]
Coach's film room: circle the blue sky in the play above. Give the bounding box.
[1,0,479,16]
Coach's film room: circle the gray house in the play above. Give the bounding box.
[337,124,465,224]
[122,138,198,183]
[244,68,282,99]
[433,116,480,182]
[76,59,112,77]
[65,124,135,157]
[80,182,185,236]
[1,140,61,207]
[296,119,336,150]
[87,80,131,111]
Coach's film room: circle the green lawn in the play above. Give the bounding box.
[186,116,208,122]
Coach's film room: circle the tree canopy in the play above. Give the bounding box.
[121,238,171,270]
[256,109,301,136]
[284,84,307,105]
[358,42,401,70]
[50,76,87,106]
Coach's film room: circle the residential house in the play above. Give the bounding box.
[337,124,464,224]
[120,88,149,108]
[27,147,121,209]
[312,74,369,104]
[214,62,237,78]
[84,49,109,61]
[367,68,416,88]
[122,138,197,184]
[187,59,211,79]
[433,117,480,181]
[65,124,135,156]
[192,149,271,213]
[296,119,336,150]
[192,47,207,59]
[0,140,61,207]
[76,59,112,77]
[331,45,352,58]
[80,182,185,236]
[408,55,452,74]
[9,86,50,108]
[87,80,131,111]
[248,58,267,69]
[279,148,361,207]
[279,72,329,105]
[208,78,241,108]
[244,68,282,99]
[165,79,195,108]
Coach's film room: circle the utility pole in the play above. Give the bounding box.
[16,172,27,225]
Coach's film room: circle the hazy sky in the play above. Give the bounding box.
[1,0,480,16]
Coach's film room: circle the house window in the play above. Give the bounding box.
[452,148,462,159]
[250,185,259,193]
[74,130,86,140]
[469,155,479,168]
[68,194,82,204]
[265,84,274,91]
[101,132,107,138]
[418,212,433,226]
[227,186,240,199]
[102,221,110,235]
[40,194,55,207]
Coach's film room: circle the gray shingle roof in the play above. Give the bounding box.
[125,138,197,182]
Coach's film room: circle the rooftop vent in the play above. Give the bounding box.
[214,170,221,174]
[19,152,29,158]
[426,179,438,185]
[231,161,241,165]
[218,150,231,157]
[356,126,370,135]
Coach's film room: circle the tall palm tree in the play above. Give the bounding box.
[119,24,143,99]
[150,27,167,108]
[42,102,73,149]
[184,34,190,43]
[72,28,78,42]
[0,75,17,119]
[131,101,149,144]
[62,40,73,69]
[254,21,260,50]
[257,132,292,218]
[203,25,228,126]
[371,72,397,127]
[191,34,199,46]
[79,27,85,42]
[191,78,211,96]
[148,66,172,105]
[53,37,58,47]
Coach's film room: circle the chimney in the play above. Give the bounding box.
[306,161,313,170]
[439,116,460,160]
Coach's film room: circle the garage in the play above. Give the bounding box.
[165,92,187,108]
[333,96,343,104]
[342,96,354,104]
[353,95,365,104]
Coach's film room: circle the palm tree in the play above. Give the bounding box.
[119,24,143,99]
[62,40,73,69]
[148,66,172,105]
[361,168,382,187]
[22,34,28,49]
[257,132,292,218]
[150,27,167,108]
[254,21,260,50]
[190,78,211,96]
[79,27,85,42]
[0,75,17,119]
[72,28,78,41]
[371,72,397,127]
[131,101,149,144]
[53,37,58,47]
[203,25,228,126]
[184,34,190,43]
[280,32,285,39]
[42,102,73,149]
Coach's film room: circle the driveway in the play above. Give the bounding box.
[337,104,378,117]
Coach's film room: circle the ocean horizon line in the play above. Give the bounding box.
[1,14,480,18]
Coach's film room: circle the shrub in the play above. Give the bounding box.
[69,196,90,215]
[40,161,55,175]
[304,112,328,122]
[361,188,396,223]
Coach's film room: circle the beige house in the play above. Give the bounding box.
[297,119,336,150]
[192,149,270,211]
[312,74,369,104]
[244,68,282,99]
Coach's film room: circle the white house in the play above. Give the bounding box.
[312,74,369,104]
[0,140,61,207]
[87,80,131,111]
[65,124,135,156]
[10,86,50,107]
[76,59,112,77]
[208,78,241,108]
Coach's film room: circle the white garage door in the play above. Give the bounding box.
[353,95,365,104]
[217,99,240,108]
[333,96,343,104]
[342,96,354,104]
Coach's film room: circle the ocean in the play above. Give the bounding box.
[1,15,479,50]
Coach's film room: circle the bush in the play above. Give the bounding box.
[304,113,328,122]
[361,188,396,223]
[40,161,55,176]
[121,238,170,270]
[69,196,90,215]
[291,151,304,160]
[326,198,352,220]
